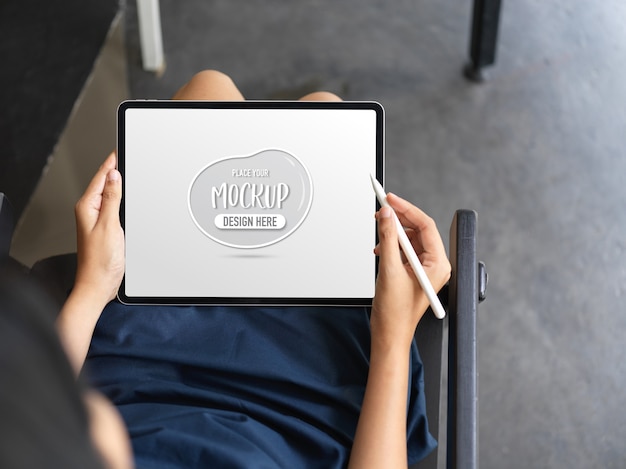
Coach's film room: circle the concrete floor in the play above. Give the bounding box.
[11,0,625,467]
[9,14,128,266]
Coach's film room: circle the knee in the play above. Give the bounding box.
[187,69,236,89]
[299,91,342,102]
[173,69,244,100]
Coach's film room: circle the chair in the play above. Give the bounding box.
[0,192,487,469]
[413,209,487,469]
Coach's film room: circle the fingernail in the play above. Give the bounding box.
[107,169,120,182]
[379,206,392,218]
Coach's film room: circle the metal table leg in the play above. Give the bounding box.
[465,0,502,82]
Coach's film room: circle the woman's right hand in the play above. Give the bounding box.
[350,195,450,469]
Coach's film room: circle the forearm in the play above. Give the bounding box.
[349,341,411,469]
[354,191,450,467]
[57,153,123,375]
[56,286,109,375]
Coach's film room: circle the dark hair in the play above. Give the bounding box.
[0,261,104,469]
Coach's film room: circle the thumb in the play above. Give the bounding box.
[99,169,122,224]
[377,206,403,274]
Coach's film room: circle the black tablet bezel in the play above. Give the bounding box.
[117,100,384,306]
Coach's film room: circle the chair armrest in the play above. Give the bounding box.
[447,209,480,469]
[1,193,15,260]
[30,254,77,314]
[413,209,485,469]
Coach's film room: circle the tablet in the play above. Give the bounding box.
[117,100,384,305]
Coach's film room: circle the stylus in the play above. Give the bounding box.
[370,174,446,319]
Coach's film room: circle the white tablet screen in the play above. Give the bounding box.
[118,101,384,305]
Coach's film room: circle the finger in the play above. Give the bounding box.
[375,224,416,260]
[373,244,407,264]
[80,153,117,210]
[404,228,425,255]
[376,228,423,257]
[379,231,411,264]
[387,193,446,256]
[100,151,117,171]
[386,193,431,232]
[75,172,109,234]
[376,206,404,274]
[97,169,122,226]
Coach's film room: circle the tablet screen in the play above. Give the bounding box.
[118,101,384,305]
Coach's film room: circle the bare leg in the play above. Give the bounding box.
[298,91,342,102]
[172,69,341,102]
[172,70,245,101]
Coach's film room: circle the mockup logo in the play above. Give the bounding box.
[188,149,313,248]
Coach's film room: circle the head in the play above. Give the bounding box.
[0,261,132,469]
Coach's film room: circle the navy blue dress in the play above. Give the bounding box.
[85,302,436,468]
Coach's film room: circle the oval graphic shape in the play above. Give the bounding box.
[188,149,313,248]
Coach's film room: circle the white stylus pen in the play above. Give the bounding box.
[370,174,446,319]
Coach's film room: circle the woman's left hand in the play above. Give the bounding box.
[73,152,125,305]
